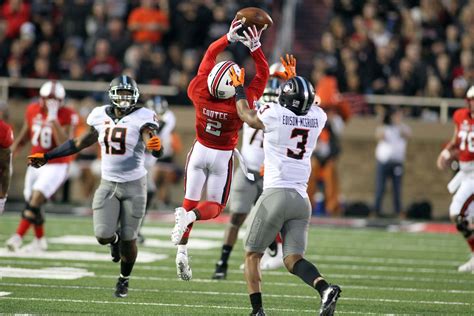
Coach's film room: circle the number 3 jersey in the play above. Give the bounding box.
[453,108,474,166]
[87,105,159,183]
[257,103,327,197]
[26,102,78,164]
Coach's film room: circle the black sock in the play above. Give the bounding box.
[120,261,135,278]
[292,258,329,296]
[219,245,233,264]
[249,292,262,313]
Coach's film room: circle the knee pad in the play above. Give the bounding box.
[22,204,44,225]
[455,215,473,238]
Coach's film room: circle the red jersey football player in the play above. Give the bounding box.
[170,20,269,280]
[0,101,13,215]
[6,81,78,252]
[437,85,474,272]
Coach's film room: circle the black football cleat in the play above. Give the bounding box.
[110,241,120,263]
[249,307,266,316]
[319,285,341,316]
[114,277,129,298]
[267,240,278,257]
[211,260,228,280]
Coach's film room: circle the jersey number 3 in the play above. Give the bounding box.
[287,128,309,160]
[104,127,126,155]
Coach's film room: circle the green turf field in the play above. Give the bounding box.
[0,214,473,315]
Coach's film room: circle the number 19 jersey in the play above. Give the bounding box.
[257,103,327,197]
[87,105,159,183]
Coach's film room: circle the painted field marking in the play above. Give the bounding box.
[48,236,221,250]
[0,267,93,280]
[0,284,471,308]
[0,296,446,315]
[0,292,11,297]
[0,249,167,263]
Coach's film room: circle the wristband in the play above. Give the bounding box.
[235,85,246,102]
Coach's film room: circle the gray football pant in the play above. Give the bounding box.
[244,188,311,257]
[92,176,147,241]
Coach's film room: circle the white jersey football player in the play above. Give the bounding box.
[229,67,341,316]
[28,75,163,298]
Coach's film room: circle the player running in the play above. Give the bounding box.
[212,55,297,280]
[230,67,341,316]
[6,81,78,252]
[437,85,474,272]
[0,101,13,215]
[28,75,163,298]
[170,20,269,281]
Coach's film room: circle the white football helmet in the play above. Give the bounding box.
[39,80,65,102]
[207,61,241,99]
[467,86,474,99]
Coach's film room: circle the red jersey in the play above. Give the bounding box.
[188,35,269,150]
[453,108,474,162]
[25,103,78,164]
[0,120,13,148]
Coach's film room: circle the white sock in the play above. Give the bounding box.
[186,211,197,225]
[177,245,187,254]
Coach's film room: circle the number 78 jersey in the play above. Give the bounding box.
[454,108,474,164]
[257,103,327,198]
[87,105,159,183]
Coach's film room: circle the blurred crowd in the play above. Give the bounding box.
[0,0,274,104]
[312,0,474,104]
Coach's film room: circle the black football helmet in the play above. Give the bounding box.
[279,76,315,116]
[146,96,169,115]
[108,75,140,112]
[261,78,281,103]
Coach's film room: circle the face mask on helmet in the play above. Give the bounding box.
[146,96,168,115]
[278,76,315,116]
[109,75,140,110]
[39,80,65,107]
[207,61,240,99]
[261,78,281,103]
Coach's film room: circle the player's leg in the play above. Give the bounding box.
[373,161,387,217]
[114,176,147,298]
[244,188,286,315]
[449,179,474,272]
[6,166,38,251]
[260,233,284,270]
[280,190,341,316]
[391,162,404,218]
[213,168,259,279]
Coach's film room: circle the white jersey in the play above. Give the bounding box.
[158,110,176,159]
[257,103,327,197]
[87,105,159,183]
[240,123,265,171]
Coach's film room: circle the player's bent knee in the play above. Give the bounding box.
[120,226,138,241]
[455,215,473,238]
[94,225,115,242]
[284,254,303,273]
[22,205,44,225]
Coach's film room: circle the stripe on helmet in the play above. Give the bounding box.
[212,61,234,97]
[298,76,310,112]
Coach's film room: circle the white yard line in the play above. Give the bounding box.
[0,283,471,307]
[0,292,11,297]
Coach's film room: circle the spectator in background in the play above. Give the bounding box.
[137,45,170,85]
[127,0,169,45]
[373,106,411,219]
[98,18,132,62]
[86,38,120,82]
[1,0,31,40]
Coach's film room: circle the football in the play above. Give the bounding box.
[235,7,273,32]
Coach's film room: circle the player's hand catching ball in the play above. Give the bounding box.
[226,19,244,43]
[274,54,297,80]
[146,136,162,151]
[241,25,263,52]
[28,153,48,168]
[229,67,245,87]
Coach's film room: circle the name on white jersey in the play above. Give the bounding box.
[282,115,320,128]
[203,108,228,120]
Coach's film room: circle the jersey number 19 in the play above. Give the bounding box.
[104,127,126,155]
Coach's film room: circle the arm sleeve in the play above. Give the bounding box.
[197,35,229,76]
[246,48,270,107]
[257,104,279,133]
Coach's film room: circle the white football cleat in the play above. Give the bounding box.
[6,234,22,252]
[22,237,48,252]
[176,251,192,281]
[457,255,474,272]
[261,242,284,270]
[171,207,188,245]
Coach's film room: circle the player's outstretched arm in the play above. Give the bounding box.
[28,127,98,168]
[437,127,458,170]
[242,26,269,101]
[10,122,28,154]
[273,54,297,80]
[230,67,265,130]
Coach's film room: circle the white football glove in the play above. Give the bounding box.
[0,197,6,215]
[241,25,263,52]
[226,19,245,43]
[46,99,60,122]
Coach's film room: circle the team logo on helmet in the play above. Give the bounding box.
[207,61,240,99]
